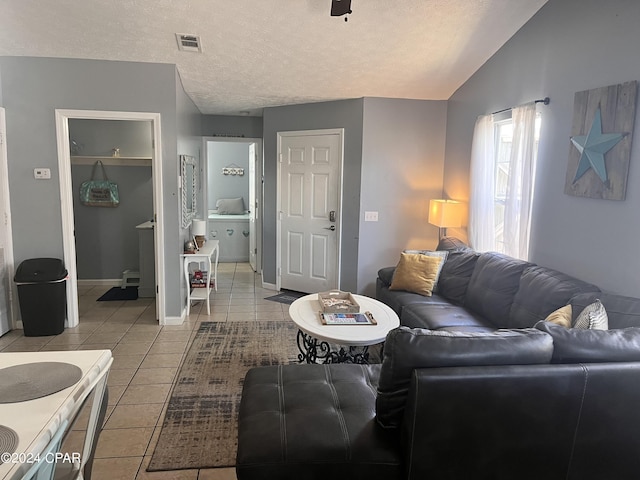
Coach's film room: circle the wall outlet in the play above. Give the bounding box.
[364,211,378,222]
[34,168,51,179]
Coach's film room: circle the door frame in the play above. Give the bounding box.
[0,107,16,331]
[55,109,165,326]
[276,128,344,292]
[202,136,263,273]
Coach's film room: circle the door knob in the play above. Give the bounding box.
[324,225,336,231]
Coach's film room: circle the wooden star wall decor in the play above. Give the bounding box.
[564,81,637,200]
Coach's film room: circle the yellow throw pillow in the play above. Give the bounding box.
[544,304,572,328]
[389,253,443,297]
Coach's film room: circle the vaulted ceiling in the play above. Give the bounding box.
[0,0,547,115]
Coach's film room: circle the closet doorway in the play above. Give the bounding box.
[55,110,165,326]
[203,137,262,273]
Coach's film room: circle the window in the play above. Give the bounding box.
[469,103,540,260]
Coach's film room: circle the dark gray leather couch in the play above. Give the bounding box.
[236,238,640,479]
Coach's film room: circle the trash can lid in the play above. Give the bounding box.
[14,258,68,283]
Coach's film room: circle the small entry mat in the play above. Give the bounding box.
[0,362,83,403]
[0,425,19,462]
[264,290,306,305]
[97,286,138,301]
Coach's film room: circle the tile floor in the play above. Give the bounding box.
[0,263,288,480]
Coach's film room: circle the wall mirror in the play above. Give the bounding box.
[180,154,198,228]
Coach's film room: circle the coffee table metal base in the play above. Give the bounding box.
[296,329,370,364]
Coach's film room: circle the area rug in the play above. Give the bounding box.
[264,289,306,304]
[147,320,299,471]
[96,286,138,301]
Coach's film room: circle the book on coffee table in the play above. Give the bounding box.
[320,311,377,325]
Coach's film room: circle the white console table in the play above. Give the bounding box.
[181,239,219,316]
[0,350,112,480]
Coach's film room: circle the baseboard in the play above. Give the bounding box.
[163,315,185,326]
[78,278,121,287]
[261,278,277,291]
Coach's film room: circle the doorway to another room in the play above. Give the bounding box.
[55,110,165,326]
[203,137,263,274]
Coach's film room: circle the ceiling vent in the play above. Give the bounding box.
[176,34,202,53]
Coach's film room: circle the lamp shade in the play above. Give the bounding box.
[192,219,207,236]
[428,199,462,228]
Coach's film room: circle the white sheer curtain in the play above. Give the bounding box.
[503,102,537,260]
[468,103,538,260]
[469,114,496,252]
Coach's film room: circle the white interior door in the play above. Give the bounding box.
[0,108,13,335]
[278,130,343,293]
[248,143,257,272]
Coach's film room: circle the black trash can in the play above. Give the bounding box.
[14,258,68,336]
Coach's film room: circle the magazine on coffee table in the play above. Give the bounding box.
[320,311,377,325]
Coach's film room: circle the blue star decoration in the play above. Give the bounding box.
[571,107,626,184]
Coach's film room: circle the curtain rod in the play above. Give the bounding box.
[492,97,550,116]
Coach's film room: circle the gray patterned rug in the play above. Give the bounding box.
[147,321,299,471]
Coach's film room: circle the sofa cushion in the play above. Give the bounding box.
[436,236,470,251]
[436,249,480,304]
[400,303,490,330]
[389,253,443,296]
[376,278,450,317]
[237,364,403,480]
[375,327,553,428]
[571,293,640,329]
[574,300,609,330]
[509,266,600,329]
[535,321,640,363]
[464,252,533,328]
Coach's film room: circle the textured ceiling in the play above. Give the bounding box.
[0,0,547,115]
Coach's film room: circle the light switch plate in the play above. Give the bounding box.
[364,211,378,222]
[34,168,51,179]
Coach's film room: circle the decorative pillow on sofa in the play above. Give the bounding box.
[389,253,443,297]
[216,197,244,214]
[544,304,573,328]
[375,326,553,428]
[573,300,608,330]
[403,250,449,292]
[535,321,640,363]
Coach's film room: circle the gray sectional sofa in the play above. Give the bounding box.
[236,237,640,480]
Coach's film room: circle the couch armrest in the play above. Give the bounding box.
[400,364,587,479]
[377,266,396,287]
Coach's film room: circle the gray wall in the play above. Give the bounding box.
[207,142,250,211]
[262,99,364,290]
[0,56,186,318]
[69,119,153,280]
[443,0,640,297]
[358,98,448,296]
[69,119,153,157]
[175,70,203,308]
[72,164,153,279]
[202,115,263,138]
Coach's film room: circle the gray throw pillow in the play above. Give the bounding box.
[573,300,608,330]
[216,197,244,214]
[375,327,553,428]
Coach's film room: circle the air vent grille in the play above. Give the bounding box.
[176,34,202,53]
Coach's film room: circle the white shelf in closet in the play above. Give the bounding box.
[70,156,152,167]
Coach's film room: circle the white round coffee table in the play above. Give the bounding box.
[289,293,400,364]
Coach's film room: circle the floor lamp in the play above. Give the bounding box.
[428,199,462,240]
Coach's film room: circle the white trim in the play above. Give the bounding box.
[0,107,16,331]
[276,128,344,292]
[164,313,186,326]
[55,109,166,326]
